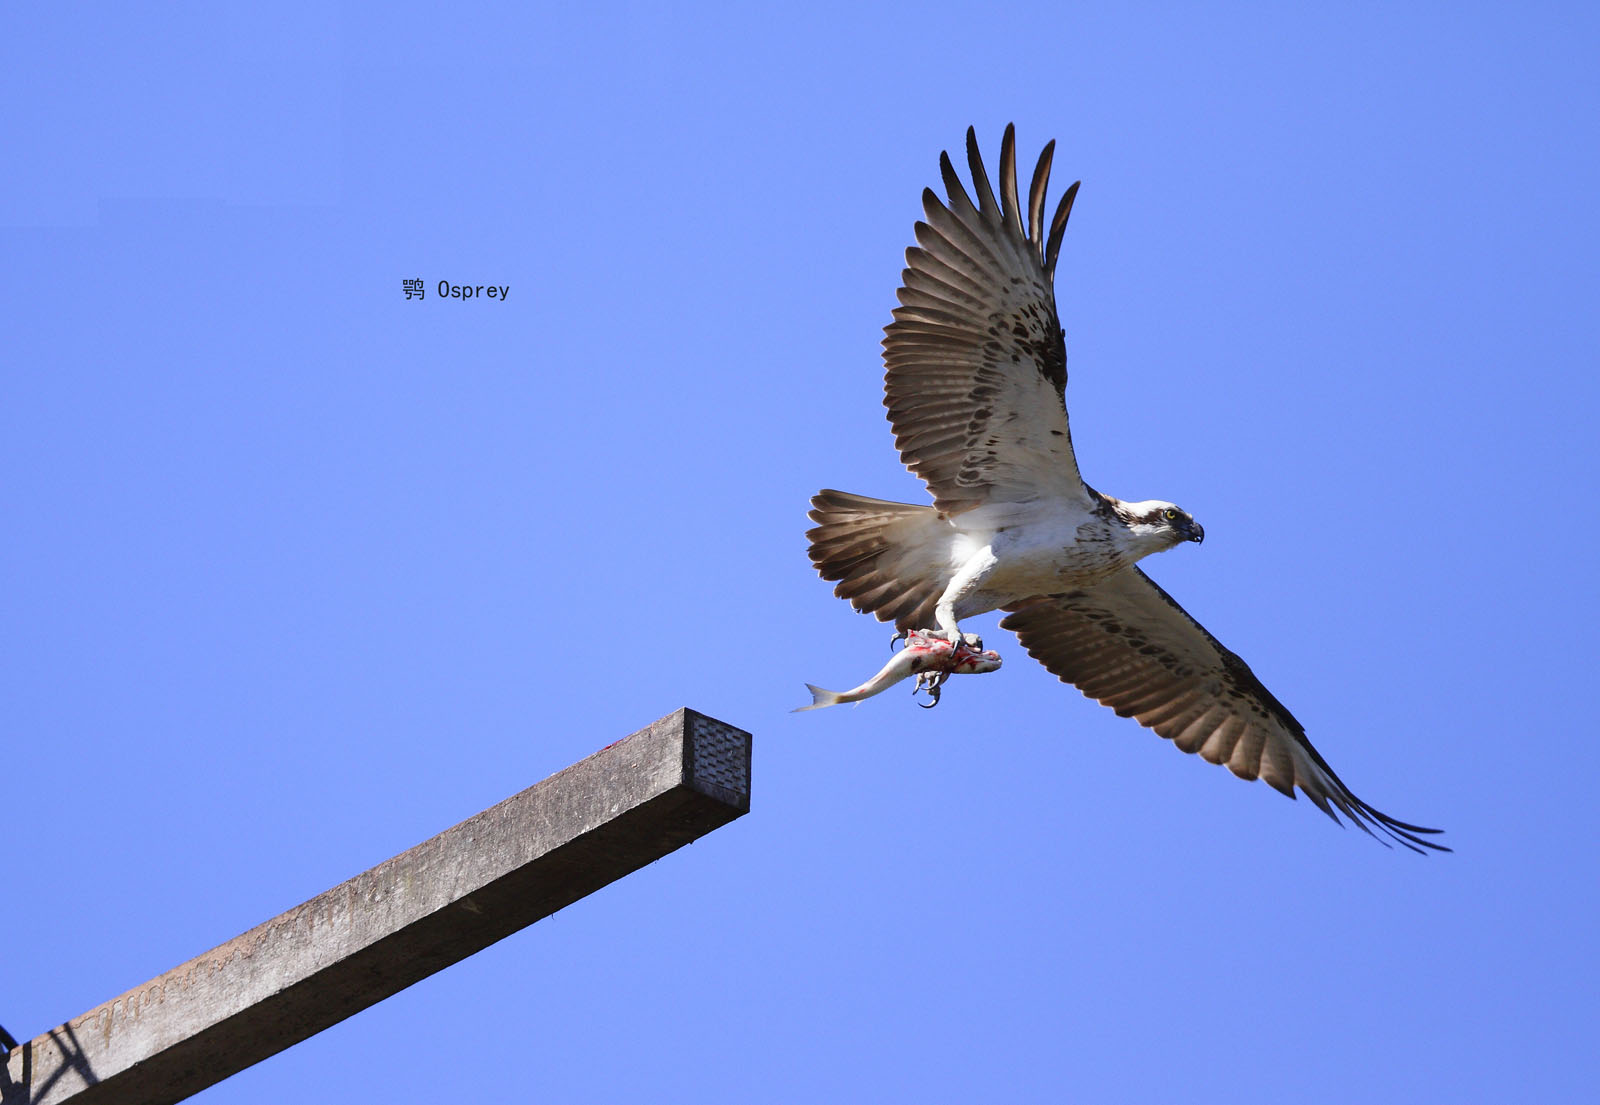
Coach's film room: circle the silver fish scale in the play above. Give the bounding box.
[688,712,751,802]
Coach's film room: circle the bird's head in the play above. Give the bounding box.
[1117,499,1205,554]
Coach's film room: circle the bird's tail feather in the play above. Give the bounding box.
[806,489,945,630]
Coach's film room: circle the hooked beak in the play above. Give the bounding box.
[1184,520,1205,544]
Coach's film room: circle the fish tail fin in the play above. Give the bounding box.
[792,683,846,712]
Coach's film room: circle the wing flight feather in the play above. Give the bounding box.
[1001,570,1449,853]
[883,126,1089,515]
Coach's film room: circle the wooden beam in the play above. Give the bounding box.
[1,708,751,1105]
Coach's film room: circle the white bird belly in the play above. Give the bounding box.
[947,503,1128,616]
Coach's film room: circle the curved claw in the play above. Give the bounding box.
[889,628,909,652]
[912,669,948,708]
[929,627,983,652]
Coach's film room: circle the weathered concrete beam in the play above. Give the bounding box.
[2,708,751,1105]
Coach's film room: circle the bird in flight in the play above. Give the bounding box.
[805,125,1446,853]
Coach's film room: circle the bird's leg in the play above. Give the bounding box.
[931,544,997,652]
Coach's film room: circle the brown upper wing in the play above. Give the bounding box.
[1001,569,1448,852]
[882,125,1092,515]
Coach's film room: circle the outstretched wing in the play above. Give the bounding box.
[1001,570,1448,852]
[883,125,1092,516]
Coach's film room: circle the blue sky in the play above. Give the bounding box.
[4,3,1598,1102]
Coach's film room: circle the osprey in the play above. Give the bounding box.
[806,125,1446,853]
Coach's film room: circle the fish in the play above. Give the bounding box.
[794,630,1003,711]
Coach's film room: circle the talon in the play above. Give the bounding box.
[890,628,909,651]
[912,669,950,708]
[933,627,980,650]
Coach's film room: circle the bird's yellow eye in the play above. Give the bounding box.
[1163,508,1180,522]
